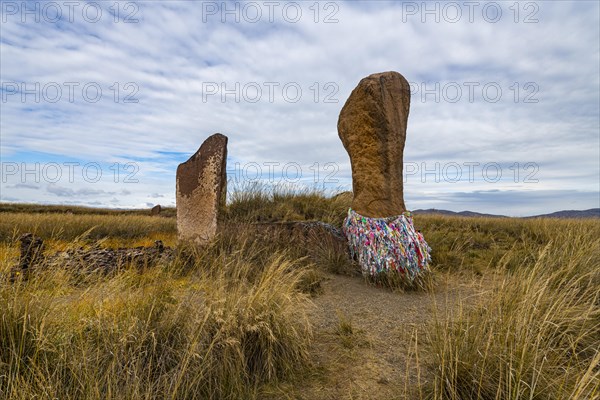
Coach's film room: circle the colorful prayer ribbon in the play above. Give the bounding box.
[342,208,431,280]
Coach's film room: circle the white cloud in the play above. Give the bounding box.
[1,1,598,215]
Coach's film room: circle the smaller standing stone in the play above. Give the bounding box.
[150,204,162,216]
[176,133,228,247]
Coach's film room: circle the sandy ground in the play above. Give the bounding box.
[264,272,488,400]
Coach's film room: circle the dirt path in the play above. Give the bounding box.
[270,272,487,400]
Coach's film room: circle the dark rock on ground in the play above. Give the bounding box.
[8,234,174,281]
[150,204,162,215]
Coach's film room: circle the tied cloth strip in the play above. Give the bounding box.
[343,208,431,279]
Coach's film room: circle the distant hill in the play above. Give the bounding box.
[413,208,600,219]
[412,209,507,218]
[527,208,600,219]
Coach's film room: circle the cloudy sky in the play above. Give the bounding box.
[1,0,598,216]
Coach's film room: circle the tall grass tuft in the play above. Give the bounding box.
[0,236,312,399]
[423,226,600,399]
[226,182,350,226]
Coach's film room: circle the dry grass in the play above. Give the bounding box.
[415,222,600,400]
[0,212,176,244]
[225,183,350,226]
[0,202,176,218]
[0,191,598,399]
[0,231,313,399]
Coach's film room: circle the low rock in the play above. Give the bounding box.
[150,204,162,215]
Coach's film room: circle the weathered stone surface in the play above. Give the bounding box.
[18,233,44,270]
[50,240,172,273]
[8,234,173,281]
[176,133,228,247]
[338,71,410,218]
[150,204,162,215]
[9,233,44,280]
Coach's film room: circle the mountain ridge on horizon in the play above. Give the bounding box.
[412,208,600,219]
[0,202,598,219]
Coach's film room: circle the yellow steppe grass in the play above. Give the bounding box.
[0,191,598,399]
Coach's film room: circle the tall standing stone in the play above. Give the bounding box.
[176,133,228,247]
[338,72,431,282]
[338,71,410,218]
